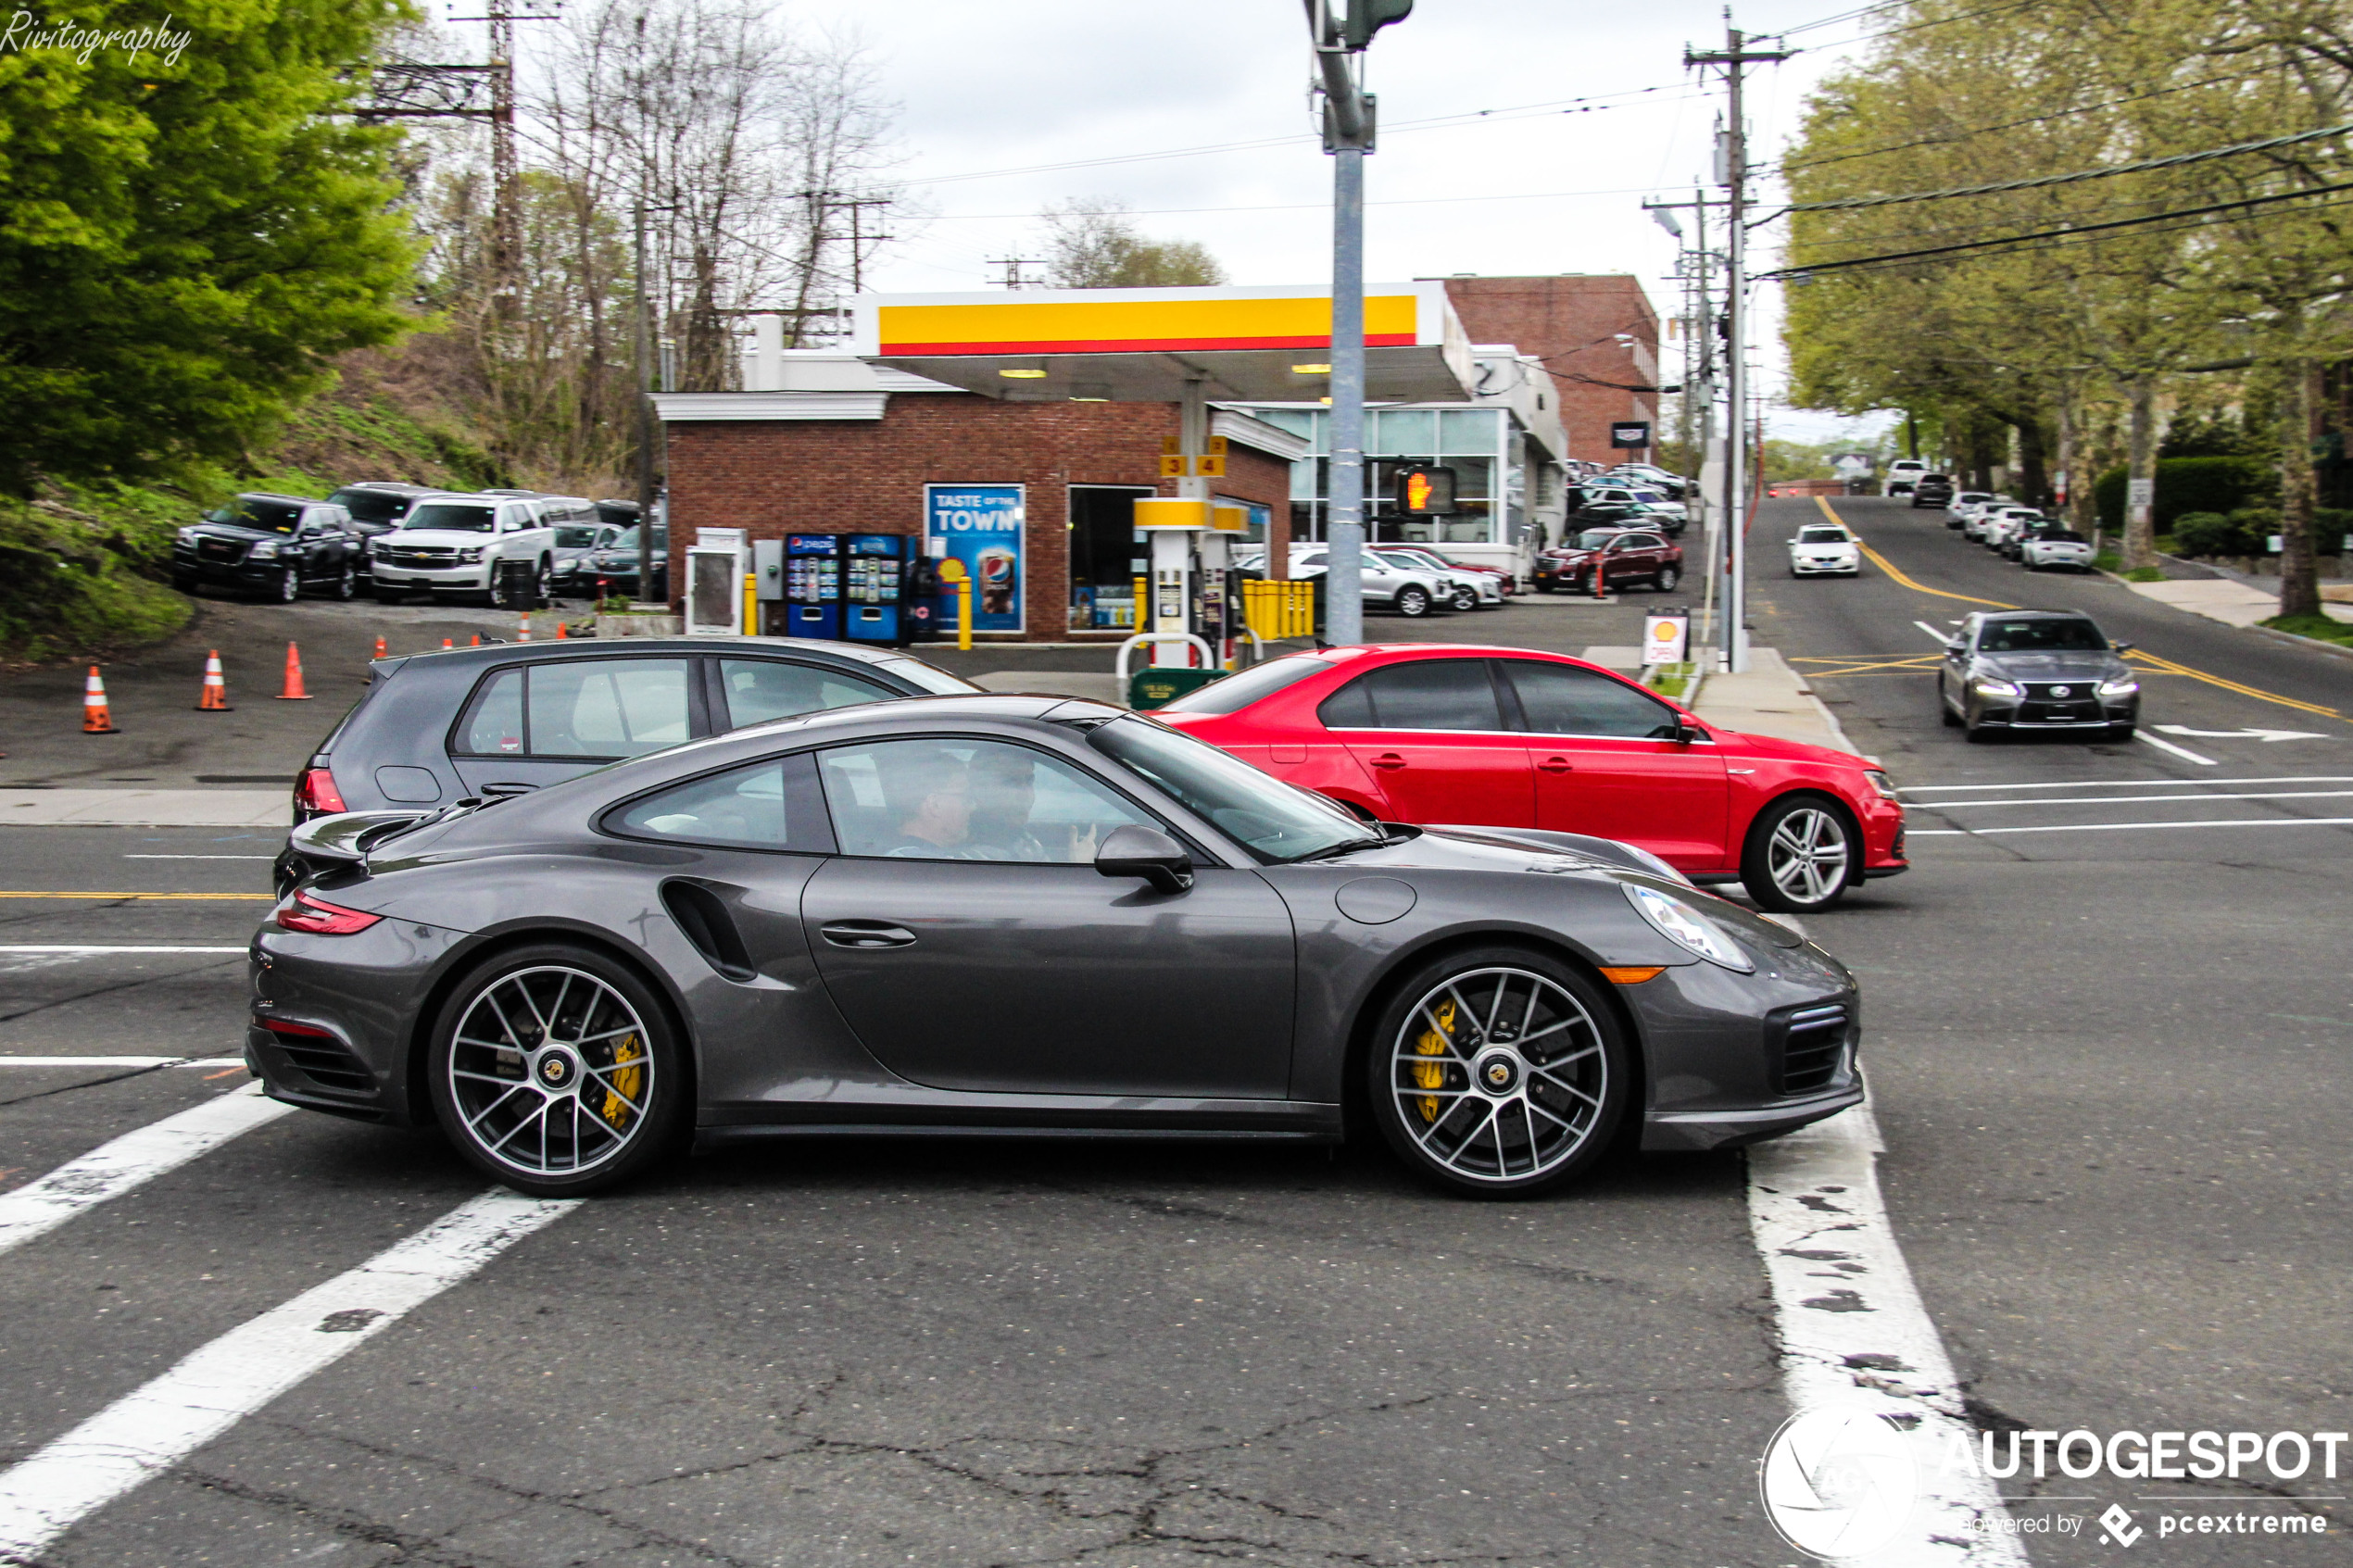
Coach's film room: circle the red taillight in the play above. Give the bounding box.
[295,767,346,814]
[276,888,381,935]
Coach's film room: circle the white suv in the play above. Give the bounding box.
[371,494,557,607]
[1265,545,1454,619]
[1884,459,1930,495]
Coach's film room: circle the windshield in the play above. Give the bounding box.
[327,488,410,526]
[208,497,303,534]
[1156,653,1328,715]
[1978,618,2108,653]
[871,655,981,695]
[554,525,603,548]
[1089,716,1376,863]
[1575,529,1623,549]
[1795,526,1849,544]
[604,527,668,554]
[403,503,497,533]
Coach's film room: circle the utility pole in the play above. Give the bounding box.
[1686,17,1786,674]
[447,0,558,322]
[988,257,1051,290]
[634,201,680,607]
[1303,0,1410,648]
[1645,190,1728,651]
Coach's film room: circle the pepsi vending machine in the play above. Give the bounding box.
[841,533,911,645]
[783,534,842,639]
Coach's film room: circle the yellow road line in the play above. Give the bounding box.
[1815,496,2016,607]
[0,892,275,901]
[1810,496,2344,722]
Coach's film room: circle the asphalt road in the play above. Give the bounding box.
[1,529,2347,1566]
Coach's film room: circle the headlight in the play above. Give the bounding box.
[1624,884,1755,972]
[247,541,279,558]
[1972,676,2022,696]
[1861,769,1900,801]
[2098,677,2139,696]
[458,546,484,564]
[176,526,200,545]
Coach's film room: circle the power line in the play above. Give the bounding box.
[923,182,1689,222]
[1763,178,2353,277]
[1777,120,2353,213]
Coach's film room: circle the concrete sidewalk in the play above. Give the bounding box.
[2124,572,2353,630]
[1689,647,1867,759]
[1,788,288,826]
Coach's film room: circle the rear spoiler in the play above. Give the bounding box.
[286,809,434,872]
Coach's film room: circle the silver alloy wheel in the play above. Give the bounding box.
[1452,584,1478,611]
[1767,807,1850,905]
[1656,565,1679,592]
[1389,966,1608,1185]
[1396,587,1429,618]
[447,964,655,1177]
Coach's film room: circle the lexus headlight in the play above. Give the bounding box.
[1972,676,2022,696]
[2098,677,2139,696]
[1624,884,1754,972]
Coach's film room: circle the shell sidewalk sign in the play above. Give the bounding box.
[1642,610,1691,666]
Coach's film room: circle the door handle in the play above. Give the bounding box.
[819,921,917,949]
[1369,753,1407,770]
[1538,757,1574,773]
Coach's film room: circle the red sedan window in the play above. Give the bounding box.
[1319,660,1503,731]
[1502,660,1681,739]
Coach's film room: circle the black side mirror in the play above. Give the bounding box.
[1095,824,1193,894]
[1668,721,1706,745]
[2111,640,2134,653]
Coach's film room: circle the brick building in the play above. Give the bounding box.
[654,356,1302,643]
[1440,276,1661,466]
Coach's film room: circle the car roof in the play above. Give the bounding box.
[1968,608,2098,623]
[234,491,321,506]
[333,481,438,495]
[373,634,946,675]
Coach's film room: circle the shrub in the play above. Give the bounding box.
[2094,456,2276,531]
[2170,511,2240,557]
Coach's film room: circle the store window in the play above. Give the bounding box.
[1066,484,1154,631]
[1264,406,1507,546]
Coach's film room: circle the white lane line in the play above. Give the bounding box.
[1929,788,2353,809]
[1901,775,2353,794]
[0,1189,577,1562]
[1913,620,1953,645]
[0,1057,246,1069]
[0,1084,293,1259]
[1910,817,2353,836]
[1749,1101,2027,1566]
[2134,731,2217,766]
[0,946,245,955]
[120,855,275,861]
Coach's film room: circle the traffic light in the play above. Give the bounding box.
[1396,464,1454,516]
[1344,0,1412,49]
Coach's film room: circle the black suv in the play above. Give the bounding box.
[1910,474,1957,508]
[325,483,446,583]
[173,494,366,601]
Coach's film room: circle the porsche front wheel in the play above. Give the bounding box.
[428,944,689,1196]
[1366,948,1628,1198]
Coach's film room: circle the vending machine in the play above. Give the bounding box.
[841,534,911,645]
[783,534,842,639]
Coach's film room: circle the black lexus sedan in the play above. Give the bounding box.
[1937,609,2139,740]
[173,494,367,601]
[256,696,1865,1199]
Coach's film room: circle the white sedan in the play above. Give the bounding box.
[2020,525,2095,571]
[1789,522,1862,576]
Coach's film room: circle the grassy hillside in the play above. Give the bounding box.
[0,336,507,666]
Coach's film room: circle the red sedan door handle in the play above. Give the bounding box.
[1370,753,1407,770]
[1538,757,1574,773]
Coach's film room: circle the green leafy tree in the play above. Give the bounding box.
[1039,200,1226,288]
[0,0,418,495]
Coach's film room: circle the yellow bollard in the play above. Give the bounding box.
[938,558,973,650]
[743,573,758,635]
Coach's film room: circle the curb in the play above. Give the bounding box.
[2095,567,2353,663]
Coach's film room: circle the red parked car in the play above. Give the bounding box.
[1533,527,1683,596]
[1149,644,1906,913]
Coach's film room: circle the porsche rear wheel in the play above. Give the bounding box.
[1366,948,1627,1198]
[428,944,689,1196]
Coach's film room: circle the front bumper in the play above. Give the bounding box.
[1973,691,2137,728]
[374,565,490,592]
[1791,556,1859,575]
[174,549,288,588]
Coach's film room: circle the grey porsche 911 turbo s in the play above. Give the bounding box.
[251,696,1863,1199]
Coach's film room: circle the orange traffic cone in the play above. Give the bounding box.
[372,635,387,660]
[195,649,232,711]
[470,633,481,647]
[555,620,568,639]
[275,641,311,701]
[442,637,454,650]
[517,615,532,643]
[82,666,117,734]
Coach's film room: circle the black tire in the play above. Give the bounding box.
[1365,945,1628,1198]
[2108,723,2137,741]
[1534,582,1556,595]
[273,566,300,604]
[373,583,407,604]
[426,942,691,1197]
[172,573,197,596]
[332,563,357,600]
[1655,565,1680,592]
[534,559,553,609]
[1450,585,1479,613]
[1394,586,1432,618]
[1741,794,1857,914]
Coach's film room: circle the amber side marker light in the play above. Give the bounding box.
[1598,966,1665,985]
[277,889,382,935]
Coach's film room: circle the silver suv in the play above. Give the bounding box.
[371,494,559,607]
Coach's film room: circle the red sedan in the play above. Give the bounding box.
[1150,644,1906,913]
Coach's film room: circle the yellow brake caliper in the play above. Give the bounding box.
[601,1033,644,1129]
[1413,1001,1453,1123]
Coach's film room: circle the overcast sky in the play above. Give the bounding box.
[488,0,1909,442]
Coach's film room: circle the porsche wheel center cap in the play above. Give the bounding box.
[1475,1051,1523,1096]
[535,1048,578,1091]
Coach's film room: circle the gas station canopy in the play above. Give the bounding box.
[850,282,1476,404]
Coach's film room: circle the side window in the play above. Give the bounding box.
[719,659,894,729]
[815,738,1154,864]
[1317,660,1504,732]
[459,659,692,759]
[607,754,826,852]
[1504,660,1681,739]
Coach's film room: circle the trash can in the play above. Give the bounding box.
[1126,666,1227,710]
